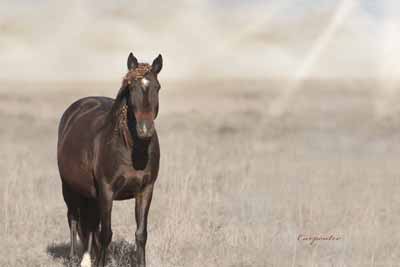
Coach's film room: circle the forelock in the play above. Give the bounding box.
[124,63,152,84]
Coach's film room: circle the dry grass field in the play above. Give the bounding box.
[1,79,400,266]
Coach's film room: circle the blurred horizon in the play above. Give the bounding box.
[1,0,399,82]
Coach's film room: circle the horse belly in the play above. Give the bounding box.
[58,124,97,198]
[59,155,97,198]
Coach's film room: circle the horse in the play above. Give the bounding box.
[57,52,163,267]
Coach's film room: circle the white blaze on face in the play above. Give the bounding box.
[141,78,149,91]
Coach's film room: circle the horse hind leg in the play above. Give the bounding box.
[62,181,82,259]
[67,210,79,258]
[79,198,100,267]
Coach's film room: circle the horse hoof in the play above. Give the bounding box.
[80,252,92,267]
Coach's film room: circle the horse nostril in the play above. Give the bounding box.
[142,124,148,135]
[137,121,154,137]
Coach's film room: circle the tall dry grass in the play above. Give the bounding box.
[1,79,400,266]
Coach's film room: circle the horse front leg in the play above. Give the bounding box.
[80,232,93,267]
[134,184,154,267]
[96,185,113,267]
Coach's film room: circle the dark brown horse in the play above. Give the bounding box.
[57,53,163,267]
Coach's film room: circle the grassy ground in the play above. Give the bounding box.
[1,79,400,266]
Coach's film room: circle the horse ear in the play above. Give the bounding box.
[127,52,138,70]
[151,54,163,74]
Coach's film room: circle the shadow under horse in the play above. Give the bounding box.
[47,240,137,266]
[57,52,163,267]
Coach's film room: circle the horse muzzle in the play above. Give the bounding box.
[136,120,154,138]
[135,112,155,138]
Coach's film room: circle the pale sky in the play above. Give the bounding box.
[0,0,399,81]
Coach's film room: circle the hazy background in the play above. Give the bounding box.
[2,1,400,266]
[2,0,400,116]
[0,0,397,81]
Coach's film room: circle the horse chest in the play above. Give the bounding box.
[97,136,157,199]
[112,167,151,200]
